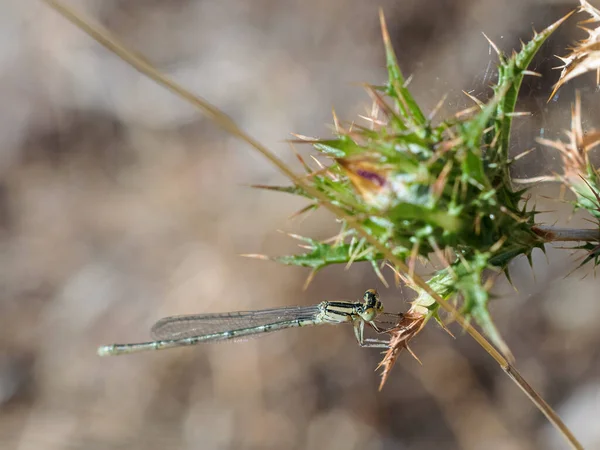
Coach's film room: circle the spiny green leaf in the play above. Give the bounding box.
[313,137,365,158]
[454,253,512,357]
[274,241,383,269]
[494,12,574,163]
[379,10,426,127]
[472,303,512,360]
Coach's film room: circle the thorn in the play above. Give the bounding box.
[288,203,317,221]
[358,114,386,127]
[346,238,367,270]
[362,83,398,122]
[506,111,533,117]
[428,93,448,122]
[457,252,472,272]
[527,252,537,282]
[303,164,335,181]
[354,246,374,264]
[239,253,271,260]
[332,225,349,247]
[500,205,528,223]
[289,132,317,142]
[309,155,326,170]
[440,322,455,339]
[249,183,282,191]
[435,312,456,338]
[511,147,536,162]
[378,8,397,72]
[431,161,453,201]
[280,230,315,244]
[482,32,501,57]
[504,268,519,293]
[303,269,318,290]
[522,70,542,77]
[371,260,390,288]
[387,262,415,288]
[582,217,599,226]
[405,345,422,365]
[369,97,381,130]
[490,235,508,253]
[512,175,558,185]
[288,141,312,173]
[385,262,402,288]
[462,90,484,108]
[454,105,480,119]
[332,107,341,134]
[483,274,497,292]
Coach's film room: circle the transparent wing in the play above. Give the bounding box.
[150,305,322,340]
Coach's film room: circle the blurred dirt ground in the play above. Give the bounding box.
[0,1,599,449]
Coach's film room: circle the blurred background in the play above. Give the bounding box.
[0,0,599,449]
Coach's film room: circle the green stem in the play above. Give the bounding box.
[532,225,600,242]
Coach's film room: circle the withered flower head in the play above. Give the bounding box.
[551,1,600,98]
[337,156,403,209]
[377,307,427,391]
[538,93,600,189]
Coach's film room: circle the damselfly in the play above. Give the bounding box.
[97,289,400,356]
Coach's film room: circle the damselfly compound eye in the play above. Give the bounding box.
[363,289,379,309]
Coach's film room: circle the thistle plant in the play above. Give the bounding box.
[255,11,587,378]
[42,1,600,448]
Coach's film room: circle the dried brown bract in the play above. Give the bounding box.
[538,92,600,185]
[551,0,600,98]
[376,308,427,391]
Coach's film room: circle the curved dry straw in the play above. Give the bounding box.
[40,1,582,448]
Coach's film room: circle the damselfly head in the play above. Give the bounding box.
[361,289,383,320]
